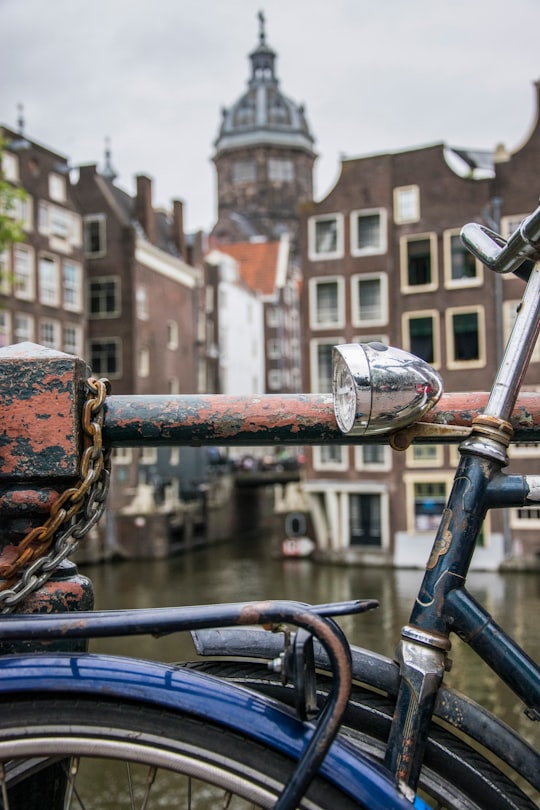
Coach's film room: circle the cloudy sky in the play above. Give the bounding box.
[1,0,539,233]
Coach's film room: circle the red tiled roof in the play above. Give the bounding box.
[216,241,280,296]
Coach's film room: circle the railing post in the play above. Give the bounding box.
[0,342,93,627]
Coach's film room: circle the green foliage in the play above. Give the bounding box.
[0,139,27,254]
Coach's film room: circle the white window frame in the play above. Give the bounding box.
[14,313,35,343]
[268,369,282,390]
[500,214,528,241]
[0,249,11,294]
[166,320,178,350]
[351,272,388,328]
[310,336,344,394]
[39,318,61,350]
[0,310,11,347]
[446,305,486,370]
[268,158,294,182]
[136,285,149,320]
[63,323,83,356]
[400,233,438,293]
[313,445,348,472]
[443,229,483,288]
[406,444,444,468]
[350,208,387,256]
[402,310,441,369]
[309,276,345,329]
[114,447,133,465]
[308,214,344,261]
[2,151,18,182]
[38,254,60,307]
[232,160,256,184]
[49,173,66,202]
[354,444,392,471]
[140,446,158,465]
[13,244,35,300]
[394,185,420,224]
[138,346,150,378]
[62,261,83,312]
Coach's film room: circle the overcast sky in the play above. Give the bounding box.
[1,0,539,233]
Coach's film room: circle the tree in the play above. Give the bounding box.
[0,139,26,254]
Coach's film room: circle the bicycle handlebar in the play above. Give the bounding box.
[461,202,540,278]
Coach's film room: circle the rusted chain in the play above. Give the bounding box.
[0,377,111,612]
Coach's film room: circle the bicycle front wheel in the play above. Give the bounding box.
[0,695,364,810]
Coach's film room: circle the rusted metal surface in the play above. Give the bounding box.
[103,391,540,446]
[0,342,88,479]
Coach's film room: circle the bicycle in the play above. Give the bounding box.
[0,207,539,809]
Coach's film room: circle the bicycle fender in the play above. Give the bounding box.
[192,627,540,792]
[0,651,430,810]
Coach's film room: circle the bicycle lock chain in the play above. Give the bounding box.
[0,377,111,613]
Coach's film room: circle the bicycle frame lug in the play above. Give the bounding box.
[459,414,513,466]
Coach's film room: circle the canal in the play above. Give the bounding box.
[81,531,540,758]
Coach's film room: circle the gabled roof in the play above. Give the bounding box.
[215,240,282,297]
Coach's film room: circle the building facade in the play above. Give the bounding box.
[300,80,540,568]
[0,125,85,357]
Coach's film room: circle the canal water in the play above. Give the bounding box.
[81,531,540,758]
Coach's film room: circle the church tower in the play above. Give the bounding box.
[211,13,316,252]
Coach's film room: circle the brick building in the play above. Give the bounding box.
[299,80,540,568]
[0,124,85,357]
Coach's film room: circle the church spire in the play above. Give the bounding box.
[101,136,117,180]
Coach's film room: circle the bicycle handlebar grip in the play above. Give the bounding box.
[461,204,540,276]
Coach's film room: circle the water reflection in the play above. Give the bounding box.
[81,534,540,751]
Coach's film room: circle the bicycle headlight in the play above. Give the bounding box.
[332,342,443,436]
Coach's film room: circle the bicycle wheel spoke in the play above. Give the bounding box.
[139,765,156,810]
[0,762,10,810]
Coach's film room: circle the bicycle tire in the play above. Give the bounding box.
[0,694,370,810]
[187,660,539,810]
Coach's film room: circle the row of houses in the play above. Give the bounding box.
[2,13,540,567]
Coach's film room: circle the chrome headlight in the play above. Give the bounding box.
[332,342,443,435]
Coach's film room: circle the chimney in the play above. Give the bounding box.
[134,175,156,243]
[173,199,186,261]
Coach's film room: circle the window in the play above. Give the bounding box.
[136,285,149,320]
[0,250,10,294]
[310,339,341,393]
[268,369,282,390]
[39,319,61,349]
[402,311,440,366]
[166,320,178,349]
[38,255,60,306]
[138,346,150,377]
[63,261,82,312]
[268,158,294,182]
[411,480,447,532]
[313,445,347,471]
[406,445,443,467]
[401,234,437,291]
[84,215,107,257]
[266,307,280,328]
[13,244,35,300]
[114,448,133,465]
[14,313,34,343]
[394,185,420,224]
[444,230,481,287]
[140,446,158,465]
[2,151,18,182]
[351,274,387,327]
[88,277,120,318]
[168,377,179,395]
[308,214,344,260]
[49,173,66,202]
[89,338,121,377]
[63,324,82,355]
[232,160,256,184]
[267,338,280,359]
[354,444,391,471]
[350,209,387,256]
[511,506,540,528]
[0,311,11,347]
[309,277,344,328]
[349,493,382,546]
[501,214,528,240]
[447,307,485,368]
